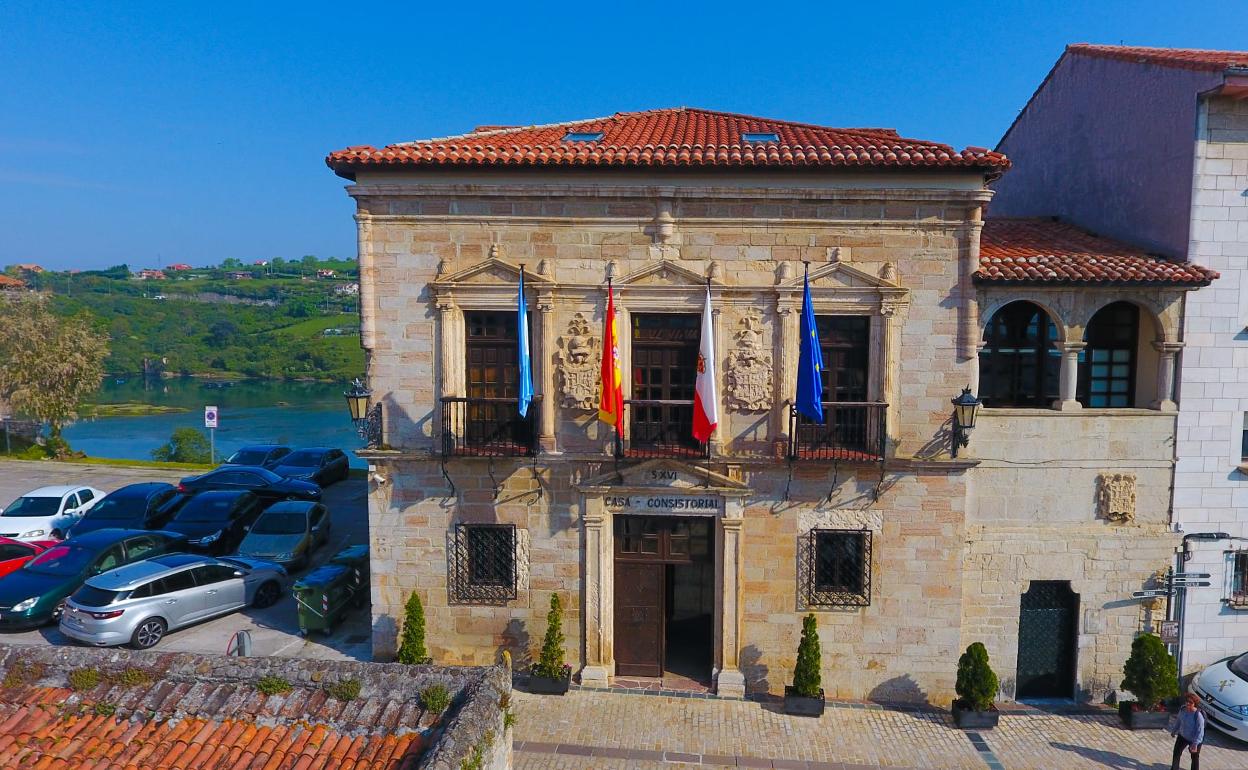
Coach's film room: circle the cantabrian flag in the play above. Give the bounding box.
[692,285,719,442]
[598,282,624,437]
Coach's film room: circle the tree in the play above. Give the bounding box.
[533,593,566,680]
[0,297,108,454]
[301,255,318,270]
[220,257,242,269]
[792,613,822,697]
[955,642,999,711]
[151,427,211,463]
[1122,633,1178,710]
[206,320,240,349]
[397,590,432,664]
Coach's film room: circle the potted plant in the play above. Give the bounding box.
[952,642,1000,729]
[529,593,571,694]
[1119,632,1178,729]
[783,614,825,717]
[397,590,432,665]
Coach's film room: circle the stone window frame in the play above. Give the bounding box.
[802,528,872,608]
[1227,550,1248,610]
[450,523,519,605]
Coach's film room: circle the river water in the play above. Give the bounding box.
[63,378,368,467]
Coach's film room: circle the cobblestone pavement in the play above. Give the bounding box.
[512,689,1248,769]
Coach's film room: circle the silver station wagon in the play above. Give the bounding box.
[59,553,286,649]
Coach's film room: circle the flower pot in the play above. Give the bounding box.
[783,686,825,717]
[951,700,1000,730]
[528,668,571,695]
[1118,702,1170,729]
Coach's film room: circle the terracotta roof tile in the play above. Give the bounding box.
[1067,43,1248,72]
[327,107,1010,177]
[978,218,1218,286]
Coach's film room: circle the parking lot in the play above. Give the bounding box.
[0,459,372,661]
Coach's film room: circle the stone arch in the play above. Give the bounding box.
[978,295,1070,345]
[978,299,1063,408]
[1075,296,1171,344]
[1080,300,1158,408]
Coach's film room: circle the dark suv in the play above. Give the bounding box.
[68,483,180,538]
[160,490,264,554]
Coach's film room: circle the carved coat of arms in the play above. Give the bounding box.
[725,310,773,412]
[1098,472,1137,522]
[556,313,599,410]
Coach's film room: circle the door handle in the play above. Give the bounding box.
[165,599,177,604]
[206,590,217,595]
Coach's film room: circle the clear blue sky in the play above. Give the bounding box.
[3,1,1246,271]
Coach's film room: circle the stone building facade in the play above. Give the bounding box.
[994,44,1248,673]
[329,108,1212,702]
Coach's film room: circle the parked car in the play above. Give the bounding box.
[0,485,105,541]
[61,553,285,649]
[161,491,264,554]
[268,448,350,486]
[0,538,58,579]
[235,501,332,570]
[177,467,320,502]
[223,444,292,469]
[67,483,180,538]
[0,529,186,629]
[1191,651,1248,740]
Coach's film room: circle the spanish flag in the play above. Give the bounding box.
[598,282,624,438]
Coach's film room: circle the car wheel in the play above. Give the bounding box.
[252,581,281,609]
[130,618,166,650]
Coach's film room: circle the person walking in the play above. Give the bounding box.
[1170,692,1206,770]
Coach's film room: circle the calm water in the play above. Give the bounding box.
[64,378,368,467]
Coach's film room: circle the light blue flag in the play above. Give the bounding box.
[517,267,534,418]
[795,269,824,422]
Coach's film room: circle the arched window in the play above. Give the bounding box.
[978,301,1060,408]
[1080,302,1139,408]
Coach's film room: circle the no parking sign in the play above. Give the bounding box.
[204,406,219,428]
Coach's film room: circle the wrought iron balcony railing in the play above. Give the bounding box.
[441,396,538,458]
[616,399,709,459]
[789,402,887,462]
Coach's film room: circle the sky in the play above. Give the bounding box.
[2,1,1246,271]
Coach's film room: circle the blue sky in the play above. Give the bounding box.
[3,1,1246,271]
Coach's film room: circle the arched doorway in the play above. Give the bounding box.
[1016,581,1079,698]
[1080,302,1140,408]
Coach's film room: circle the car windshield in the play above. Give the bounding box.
[25,545,94,576]
[81,498,140,520]
[2,496,60,517]
[281,452,321,468]
[172,498,234,523]
[251,512,306,535]
[72,585,127,607]
[1230,652,1248,681]
[228,449,270,465]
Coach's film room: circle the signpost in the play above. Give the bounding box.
[204,406,219,464]
[1160,620,1179,645]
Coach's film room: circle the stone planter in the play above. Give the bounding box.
[951,700,1000,729]
[783,686,825,717]
[1118,702,1170,729]
[528,669,571,695]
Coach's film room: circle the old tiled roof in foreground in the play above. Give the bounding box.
[326,107,1010,177]
[978,219,1218,286]
[1067,44,1248,72]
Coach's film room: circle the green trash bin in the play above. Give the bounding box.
[293,564,357,636]
[329,545,370,609]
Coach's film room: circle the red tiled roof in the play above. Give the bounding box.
[977,219,1218,286]
[0,275,25,288]
[1068,44,1248,72]
[326,107,1010,177]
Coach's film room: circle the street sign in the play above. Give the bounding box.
[1174,573,1211,579]
[204,406,219,428]
[1132,590,1169,598]
[1172,581,1212,587]
[1160,620,1179,644]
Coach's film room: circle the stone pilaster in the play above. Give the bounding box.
[355,213,376,352]
[580,504,613,688]
[714,502,746,698]
[1053,341,1086,411]
[880,299,903,449]
[1151,341,1183,412]
[538,297,557,451]
[774,302,799,449]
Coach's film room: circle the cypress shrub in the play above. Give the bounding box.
[792,613,822,698]
[532,594,567,680]
[1122,633,1178,710]
[955,643,999,711]
[397,590,432,665]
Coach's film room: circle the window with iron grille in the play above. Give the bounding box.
[451,524,518,604]
[1230,552,1248,608]
[804,529,871,607]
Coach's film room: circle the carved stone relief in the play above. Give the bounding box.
[1098,472,1137,522]
[557,313,599,410]
[725,309,773,412]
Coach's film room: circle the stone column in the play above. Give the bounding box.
[710,305,724,454]
[1053,341,1086,411]
[957,206,984,362]
[437,300,461,442]
[1152,341,1183,412]
[880,300,903,451]
[714,500,746,698]
[580,502,613,688]
[775,303,799,452]
[538,297,557,451]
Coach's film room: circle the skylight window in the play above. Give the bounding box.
[563,131,604,142]
[742,132,780,143]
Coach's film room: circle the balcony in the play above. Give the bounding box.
[441,396,538,458]
[789,402,887,462]
[616,399,709,459]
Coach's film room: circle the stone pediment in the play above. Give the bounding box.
[433,256,555,289]
[781,261,902,291]
[577,458,749,496]
[616,260,718,288]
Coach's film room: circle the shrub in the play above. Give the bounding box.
[955,643,999,711]
[420,684,451,715]
[532,593,567,680]
[1122,633,1178,711]
[256,675,293,696]
[151,427,211,464]
[326,678,361,701]
[397,590,432,665]
[68,668,101,691]
[792,613,822,698]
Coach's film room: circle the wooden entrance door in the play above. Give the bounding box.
[1016,580,1079,698]
[614,562,665,676]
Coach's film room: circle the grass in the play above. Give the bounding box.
[78,402,192,418]
[0,453,214,471]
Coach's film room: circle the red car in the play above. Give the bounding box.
[0,537,57,579]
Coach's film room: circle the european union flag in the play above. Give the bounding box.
[795,268,824,422]
[517,267,534,418]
